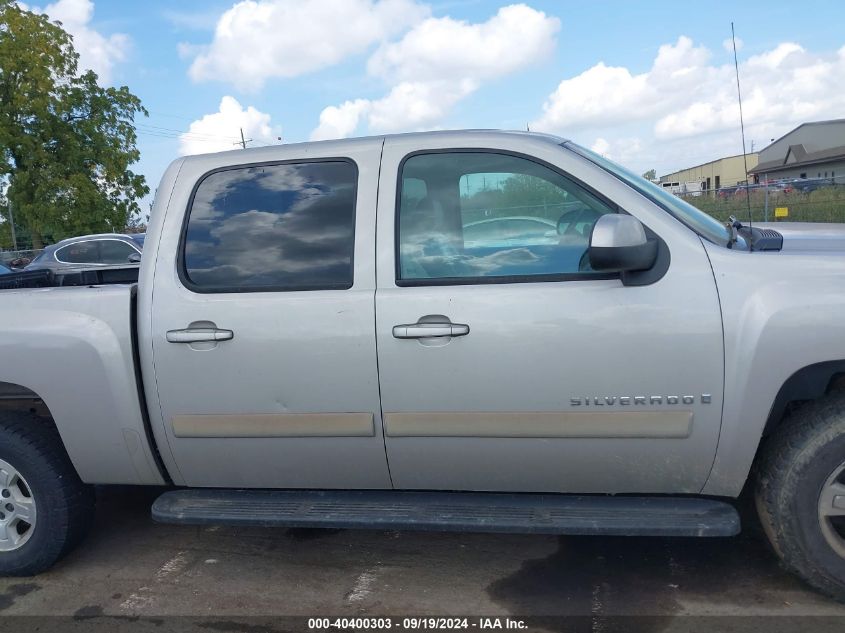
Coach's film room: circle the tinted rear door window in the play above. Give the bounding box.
[182,161,357,292]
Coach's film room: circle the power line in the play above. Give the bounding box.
[134,130,227,143]
[136,122,240,140]
[135,125,240,142]
[133,123,281,149]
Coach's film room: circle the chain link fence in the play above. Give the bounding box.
[0,248,43,270]
[676,175,845,224]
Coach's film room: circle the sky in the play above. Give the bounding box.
[24,0,845,211]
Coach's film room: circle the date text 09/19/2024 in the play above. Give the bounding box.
[307,617,528,630]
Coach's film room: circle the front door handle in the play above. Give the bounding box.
[166,327,234,343]
[392,322,470,339]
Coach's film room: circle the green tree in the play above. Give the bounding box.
[501,173,569,207]
[0,1,147,249]
[642,169,657,181]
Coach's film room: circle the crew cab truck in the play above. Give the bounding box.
[3,130,845,600]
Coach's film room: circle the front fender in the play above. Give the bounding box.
[702,243,845,495]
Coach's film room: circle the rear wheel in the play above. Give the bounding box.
[0,457,37,552]
[0,411,94,576]
[756,394,845,600]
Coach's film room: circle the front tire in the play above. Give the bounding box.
[0,410,94,576]
[756,393,845,600]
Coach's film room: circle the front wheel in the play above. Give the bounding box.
[0,411,94,576]
[756,393,845,600]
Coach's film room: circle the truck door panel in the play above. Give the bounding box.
[146,140,391,488]
[374,135,724,494]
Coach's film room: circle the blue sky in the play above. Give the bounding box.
[32,0,845,210]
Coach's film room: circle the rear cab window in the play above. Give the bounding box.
[180,160,358,293]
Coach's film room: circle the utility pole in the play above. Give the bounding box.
[234,127,252,150]
[7,198,18,251]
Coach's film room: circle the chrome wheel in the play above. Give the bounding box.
[818,461,845,559]
[0,458,37,552]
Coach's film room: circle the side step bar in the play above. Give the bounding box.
[152,490,740,537]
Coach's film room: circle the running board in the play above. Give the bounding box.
[152,490,740,537]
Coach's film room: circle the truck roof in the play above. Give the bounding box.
[177,129,569,164]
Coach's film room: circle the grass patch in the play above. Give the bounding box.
[686,187,845,223]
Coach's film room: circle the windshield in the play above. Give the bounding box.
[565,142,739,248]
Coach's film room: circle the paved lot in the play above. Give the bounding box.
[2,486,845,631]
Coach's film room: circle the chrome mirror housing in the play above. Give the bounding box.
[589,214,657,273]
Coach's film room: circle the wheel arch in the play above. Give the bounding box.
[0,381,77,474]
[762,360,845,438]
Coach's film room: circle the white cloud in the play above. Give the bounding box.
[587,136,647,167]
[185,0,430,92]
[531,37,845,175]
[310,3,560,140]
[179,96,281,156]
[24,0,129,83]
[532,36,710,132]
[312,79,478,139]
[367,79,475,132]
[366,4,558,83]
[590,138,610,155]
[310,99,372,142]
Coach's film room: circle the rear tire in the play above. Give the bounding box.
[756,393,845,601]
[0,410,94,576]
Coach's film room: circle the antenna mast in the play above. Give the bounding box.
[731,22,752,230]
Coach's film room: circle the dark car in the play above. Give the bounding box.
[0,263,12,275]
[791,178,831,193]
[25,233,143,273]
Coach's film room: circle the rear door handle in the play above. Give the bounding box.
[166,328,234,343]
[392,322,470,339]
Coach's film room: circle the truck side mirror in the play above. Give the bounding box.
[588,214,658,273]
[128,252,142,263]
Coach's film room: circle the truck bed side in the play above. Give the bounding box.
[0,285,165,485]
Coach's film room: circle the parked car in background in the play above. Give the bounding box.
[25,233,142,272]
[462,216,558,248]
[791,178,831,194]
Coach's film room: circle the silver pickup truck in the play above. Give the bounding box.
[3,130,845,599]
